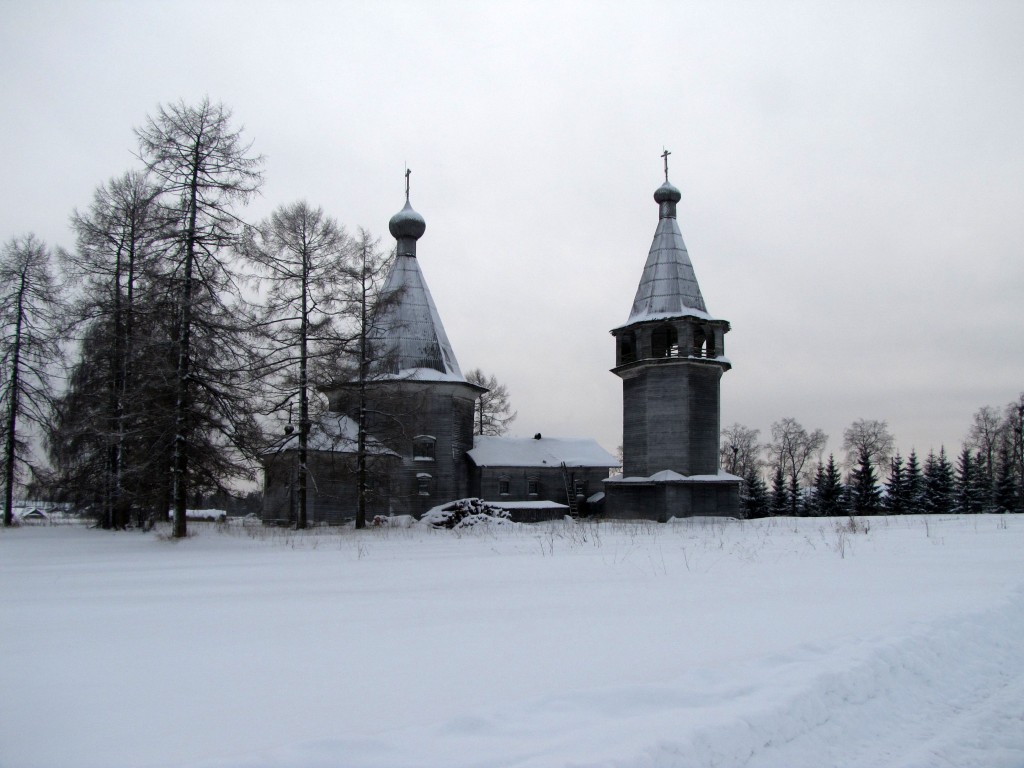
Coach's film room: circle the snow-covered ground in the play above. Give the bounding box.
[2,514,1023,768]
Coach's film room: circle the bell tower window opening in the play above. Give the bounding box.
[652,325,679,358]
[618,332,636,365]
[692,327,708,358]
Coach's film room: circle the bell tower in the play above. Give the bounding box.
[605,154,741,519]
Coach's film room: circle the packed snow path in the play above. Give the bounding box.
[2,515,1023,768]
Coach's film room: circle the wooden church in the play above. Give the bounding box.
[262,158,739,524]
[261,181,616,524]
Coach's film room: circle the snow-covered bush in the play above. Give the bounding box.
[421,498,513,529]
[372,514,416,528]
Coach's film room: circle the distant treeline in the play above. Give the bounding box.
[721,399,1024,517]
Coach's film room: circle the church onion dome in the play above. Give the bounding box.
[388,199,426,241]
[653,181,681,204]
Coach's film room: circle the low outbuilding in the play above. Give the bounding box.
[467,435,618,518]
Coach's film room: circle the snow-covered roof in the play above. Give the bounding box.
[372,367,477,385]
[606,469,742,484]
[488,500,569,510]
[14,507,48,520]
[468,436,618,468]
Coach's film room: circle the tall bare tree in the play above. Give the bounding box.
[55,170,164,527]
[719,422,762,479]
[965,405,1004,492]
[244,201,354,529]
[465,368,516,437]
[768,417,827,515]
[841,418,895,471]
[137,98,264,537]
[1,235,63,526]
[333,231,404,529]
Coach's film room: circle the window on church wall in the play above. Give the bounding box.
[527,477,539,496]
[574,479,586,497]
[652,325,678,358]
[499,476,511,496]
[417,473,432,496]
[413,435,436,461]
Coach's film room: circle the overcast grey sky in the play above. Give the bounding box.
[3,0,1022,462]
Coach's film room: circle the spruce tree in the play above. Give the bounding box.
[848,446,882,515]
[904,450,924,514]
[805,463,824,517]
[743,467,769,518]
[994,447,1018,514]
[954,447,978,514]
[817,454,845,517]
[923,448,954,515]
[769,465,789,516]
[884,453,906,514]
[972,449,995,513]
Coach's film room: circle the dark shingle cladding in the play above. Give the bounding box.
[369,193,466,380]
[620,181,713,328]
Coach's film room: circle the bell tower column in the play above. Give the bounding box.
[604,155,741,519]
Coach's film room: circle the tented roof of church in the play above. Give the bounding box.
[619,180,717,329]
[370,197,466,381]
[468,436,618,468]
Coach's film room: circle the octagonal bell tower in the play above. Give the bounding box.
[605,154,741,519]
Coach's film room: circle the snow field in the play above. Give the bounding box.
[1,515,1022,768]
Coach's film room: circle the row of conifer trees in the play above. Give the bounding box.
[737,417,1024,520]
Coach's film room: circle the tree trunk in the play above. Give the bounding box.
[356,250,368,529]
[172,148,201,539]
[296,246,309,529]
[3,270,28,527]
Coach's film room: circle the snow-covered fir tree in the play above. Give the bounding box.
[816,454,846,517]
[884,453,906,514]
[904,450,925,515]
[923,448,954,516]
[848,446,882,515]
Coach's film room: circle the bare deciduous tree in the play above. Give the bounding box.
[768,417,827,515]
[1,235,63,526]
[465,368,517,437]
[719,422,762,479]
[137,98,264,537]
[965,405,1004,488]
[244,201,353,529]
[841,418,895,470]
[54,170,163,528]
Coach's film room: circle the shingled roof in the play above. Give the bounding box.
[368,193,466,381]
[621,180,713,328]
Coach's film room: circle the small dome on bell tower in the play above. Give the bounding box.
[389,168,426,257]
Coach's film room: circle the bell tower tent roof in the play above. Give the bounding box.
[370,170,467,381]
[619,152,714,329]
